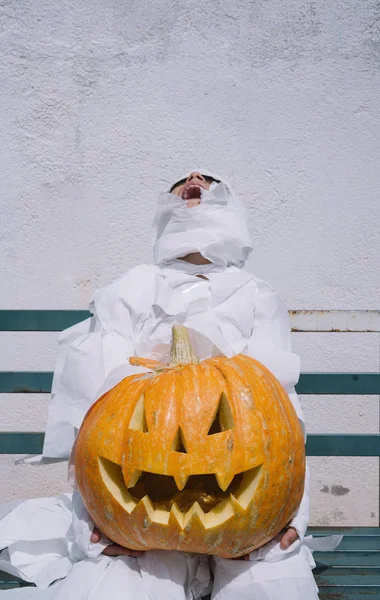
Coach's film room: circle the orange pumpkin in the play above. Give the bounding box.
[75,325,305,558]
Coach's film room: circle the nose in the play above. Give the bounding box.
[186,171,205,183]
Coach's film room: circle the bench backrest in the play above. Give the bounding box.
[0,309,379,458]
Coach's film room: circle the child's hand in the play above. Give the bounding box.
[280,526,299,549]
[235,526,299,560]
[91,526,144,557]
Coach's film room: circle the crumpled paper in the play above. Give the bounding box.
[0,493,211,599]
[152,179,252,269]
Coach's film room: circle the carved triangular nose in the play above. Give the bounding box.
[207,392,235,435]
[171,427,188,453]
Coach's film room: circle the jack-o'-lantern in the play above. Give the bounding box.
[75,326,305,558]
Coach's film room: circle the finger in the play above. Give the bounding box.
[108,545,144,557]
[90,527,101,543]
[280,528,298,549]
[280,532,291,549]
[102,544,144,557]
[125,549,145,557]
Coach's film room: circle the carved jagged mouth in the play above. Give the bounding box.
[99,457,263,528]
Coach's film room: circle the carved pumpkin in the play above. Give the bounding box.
[75,326,305,558]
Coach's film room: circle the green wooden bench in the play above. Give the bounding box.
[0,309,379,598]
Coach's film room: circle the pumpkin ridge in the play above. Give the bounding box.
[233,354,305,537]
[222,355,304,537]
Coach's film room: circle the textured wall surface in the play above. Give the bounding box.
[1,0,379,526]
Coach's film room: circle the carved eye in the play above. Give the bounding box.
[129,394,148,433]
[208,392,234,435]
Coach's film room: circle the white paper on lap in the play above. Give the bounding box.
[211,543,319,600]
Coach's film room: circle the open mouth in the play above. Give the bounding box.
[181,184,203,201]
[99,456,263,528]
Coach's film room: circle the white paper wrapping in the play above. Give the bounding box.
[152,181,252,268]
[211,544,319,599]
[0,494,210,599]
[0,169,322,599]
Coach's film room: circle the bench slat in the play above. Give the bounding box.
[0,572,31,589]
[1,372,379,394]
[0,310,91,331]
[318,588,380,599]
[315,551,380,567]
[0,433,44,454]
[289,310,380,332]
[0,372,53,393]
[310,528,380,535]
[1,432,380,456]
[0,583,33,590]
[315,567,380,585]
[2,310,380,332]
[297,373,380,395]
[315,536,380,551]
[306,434,380,457]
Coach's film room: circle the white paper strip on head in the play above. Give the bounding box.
[152,169,253,268]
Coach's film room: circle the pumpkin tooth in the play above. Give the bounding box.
[183,501,205,528]
[138,496,170,525]
[231,465,263,510]
[229,493,244,513]
[173,472,189,491]
[98,457,137,513]
[138,494,155,517]
[203,497,235,528]
[215,471,235,492]
[169,503,185,528]
[123,468,142,488]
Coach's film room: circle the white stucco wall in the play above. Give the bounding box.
[1,0,379,526]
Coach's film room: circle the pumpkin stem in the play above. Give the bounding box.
[169,325,199,367]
